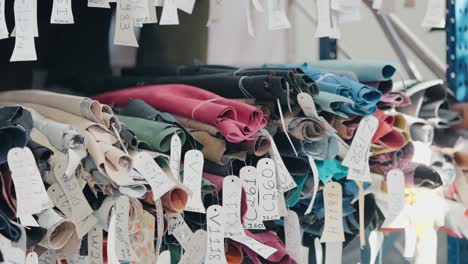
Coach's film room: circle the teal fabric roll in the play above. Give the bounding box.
[287,172,309,207]
[305,60,398,82]
[316,159,348,183]
[116,115,186,153]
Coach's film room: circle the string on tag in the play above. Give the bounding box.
[315,73,336,83]
[277,99,298,157]
[285,81,293,113]
[191,98,220,119]
[238,76,255,98]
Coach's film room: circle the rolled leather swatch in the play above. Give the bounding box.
[0,90,120,131]
[305,60,398,82]
[372,110,406,152]
[330,115,359,140]
[419,101,462,128]
[0,106,32,164]
[239,134,271,156]
[37,208,76,251]
[144,186,189,213]
[365,80,394,94]
[377,91,411,110]
[175,114,221,137]
[3,102,134,186]
[116,115,186,153]
[190,130,232,165]
[276,115,326,142]
[93,84,267,143]
[403,114,434,143]
[0,168,16,219]
[225,239,243,264]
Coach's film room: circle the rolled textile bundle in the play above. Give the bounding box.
[0,90,120,131]
[305,60,398,82]
[175,114,221,137]
[404,114,434,143]
[372,109,406,152]
[116,115,186,153]
[0,168,17,219]
[0,106,31,164]
[37,208,76,251]
[1,102,133,186]
[377,91,411,110]
[365,79,394,94]
[275,115,326,142]
[330,115,360,140]
[93,84,268,143]
[239,134,271,156]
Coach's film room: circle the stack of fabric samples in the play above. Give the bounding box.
[0,60,466,264]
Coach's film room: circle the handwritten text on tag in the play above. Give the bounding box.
[257,158,281,221]
[114,0,139,47]
[240,166,265,230]
[183,150,206,213]
[223,176,244,237]
[114,196,138,262]
[51,0,74,24]
[206,205,227,264]
[320,182,345,242]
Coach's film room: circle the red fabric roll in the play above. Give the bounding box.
[372,109,405,149]
[93,84,267,143]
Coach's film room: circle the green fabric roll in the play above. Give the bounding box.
[116,115,186,153]
[306,60,399,82]
[287,171,309,207]
[122,99,178,123]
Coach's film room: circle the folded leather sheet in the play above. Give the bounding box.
[93,84,268,143]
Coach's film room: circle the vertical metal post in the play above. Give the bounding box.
[319,37,337,60]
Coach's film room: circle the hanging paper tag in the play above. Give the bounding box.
[54,159,93,222]
[170,134,182,181]
[38,250,57,264]
[206,205,228,264]
[11,0,37,61]
[158,251,171,263]
[88,0,111,8]
[8,148,52,217]
[277,191,288,217]
[222,176,245,237]
[357,181,365,248]
[51,0,74,24]
[415,227,437,264]
[133,152,177,200]
[114,0,139,47]
[114,196,138,262]
[26,252,39,264]
[230,235,277,259]
[88,226,103,264]
[183,150,206,213]
[206,0,223,26]
[421,0,445,28]
[314,238,323,264]
[0,0,8,39]
[320,182,345,242]
[0,234,25,264]
[246,0,256,37]
[179,230,207,264]
[10,36,37,61]
[107,209,120,264]
[240,166,265,230]
[154,200,164,261]
[383,169,405,228]
[404,222,417,258]
[177,0,196,14]
[20,214,39,227]
[132,0,151,26]
[325,242,343,264]
[260,129,297,193]
[284,211,302,261]
[251,0,264,12]
[257,158,281,221]
[305,155,320,215]
[267,0,291,30]
[166,213,193,249]
[297,92,319,118]
[342,115,378,170]
[315,0,333,38]
[160,0,179,25]
[369,230,384,264]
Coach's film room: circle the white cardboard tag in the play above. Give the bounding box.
[257,158,281,221]
[166,213,193,249]
[206,205,227,264]
[267,0,290,30]
[297,92,319,118]
[160,0,179,25]
[369,230,384,264]
[114,196,138,262]
[382,169,405,228]
[251,0,264,12]
[240,166,265,230]
[177,0,196,14]
[107,209,120,264]
[26,252,39,264]
[305,155,320,215]
[342,115,378,169]
[0,0,8,39]
[154,199,164,261]
[158,251,171,263]
[132,0,150,26]
[114,0,139,47]
[51,0,74,24]
[284,211,302,261]
[88,226,103,264]
[404,223,417,258]
[11,0,37,62]
[179,230,207,264]
[320,182,345,242]
[206,0,223,26]
[277,191,288,217]
[133,152,177,200]
[230,235,277,259]
[20,214,39,227]
[54,158,93,222]
[10,35,37,61]
[0,234,25,264]
[260,129,297,193]
[325,242,342,264]
[8,148,52,216]
[314,238,323,264]
[88,0,111,8]
[315,0,333,38]
[170,134,182,181]
[183,150,206,213]
[422,0,445,28]
[222,176,245,237]
[246,0,256,37]
[38,251,57,264]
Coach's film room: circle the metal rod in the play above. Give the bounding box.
[386,13,446,80]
